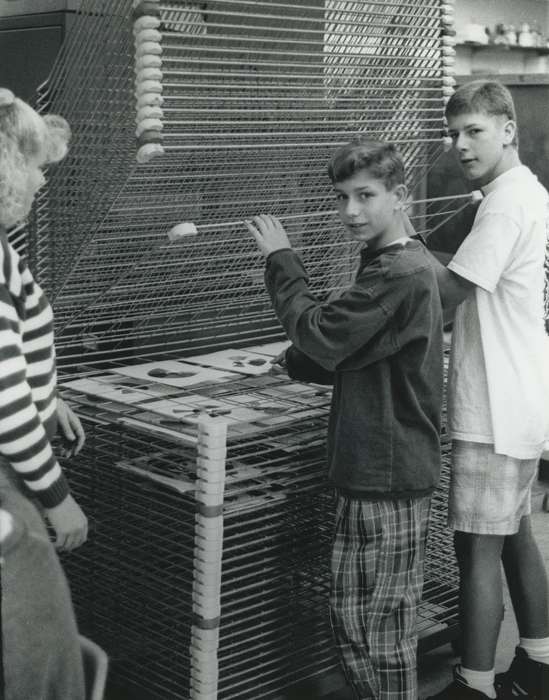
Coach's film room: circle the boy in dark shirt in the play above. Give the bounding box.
[245,138,443,699]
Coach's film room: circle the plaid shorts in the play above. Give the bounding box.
[330,494,431,700]
[448,440,539,535]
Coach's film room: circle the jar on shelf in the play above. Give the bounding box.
[505,24,518,45]
[518,23,534,47]
[493,23,509,45]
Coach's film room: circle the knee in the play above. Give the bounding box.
[454,532,504,570]
[453,531,478,562]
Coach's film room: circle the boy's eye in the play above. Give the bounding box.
[334,192,346,201]
[358,192,372,200]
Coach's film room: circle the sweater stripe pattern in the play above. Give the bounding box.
[0,233,69,508]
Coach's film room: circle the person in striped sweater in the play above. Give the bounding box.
[0,88,87,700]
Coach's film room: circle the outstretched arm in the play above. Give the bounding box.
[428,252,475,310]
[246,215,405,371]
[402,211,475,310]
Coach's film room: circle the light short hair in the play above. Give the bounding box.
[445,80,517,146]
[0,89,70,227]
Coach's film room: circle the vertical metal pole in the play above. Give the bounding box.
[189,419,228,700]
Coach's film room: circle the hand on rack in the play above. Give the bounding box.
[56,397,86,457]
[244,215,291,257]
[270,349,288,374]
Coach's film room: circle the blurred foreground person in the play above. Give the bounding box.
[0,87,87,700]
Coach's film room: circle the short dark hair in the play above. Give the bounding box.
[327,137,405,190]
[445,80,517,144]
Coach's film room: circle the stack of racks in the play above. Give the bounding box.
[58,345,458,700]
[60,371,337,699]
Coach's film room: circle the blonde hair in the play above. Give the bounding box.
[0,88,70,227]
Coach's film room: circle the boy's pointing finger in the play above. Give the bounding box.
[244,219,261,237]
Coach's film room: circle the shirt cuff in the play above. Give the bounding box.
[265,248,294,266]
[36,472,71,509]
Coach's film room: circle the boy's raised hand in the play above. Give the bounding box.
[244,215,291,257]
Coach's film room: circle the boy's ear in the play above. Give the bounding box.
[393,183,408,210]
[503,119,517,146]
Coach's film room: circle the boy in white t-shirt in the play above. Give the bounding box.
[426,80,549,700]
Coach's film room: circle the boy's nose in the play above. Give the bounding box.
[345,199,361,217]
[454,132,468,151]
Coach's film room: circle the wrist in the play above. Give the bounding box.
[265,247,292,265]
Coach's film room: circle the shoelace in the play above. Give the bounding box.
[498,679,530,698]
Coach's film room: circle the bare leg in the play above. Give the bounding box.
[502,515,549,638]
[454,531,505,670]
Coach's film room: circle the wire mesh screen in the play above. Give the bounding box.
[59,357,458,700]
[59,379,338,699]
[29,0,458,377]
[35,1,463,698]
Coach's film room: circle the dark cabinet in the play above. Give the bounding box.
[0,11,70,102]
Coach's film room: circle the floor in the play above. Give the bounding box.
[103,477,549,700]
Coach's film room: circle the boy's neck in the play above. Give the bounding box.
[367,216,408,251]
[496,147,521,175]
[477,148,521,188]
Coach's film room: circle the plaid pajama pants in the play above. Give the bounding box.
[330,494,431,700]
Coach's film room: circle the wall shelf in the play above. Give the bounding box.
[456,41,549,55]
[455,41,549,77]
[456,72,549,86]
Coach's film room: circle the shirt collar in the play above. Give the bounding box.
[360,237,414,265]
[481,164,532,195]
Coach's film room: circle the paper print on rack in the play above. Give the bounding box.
[111,360,238,388]
[217,393,297,429]
[223,393,295,414]
[62,376,152,405]
[144,394,274,426]
[118,410,197,441]
[259,382,332,407]
[244,341,291,358]
[117,460,195,495]
[184,348,275,376]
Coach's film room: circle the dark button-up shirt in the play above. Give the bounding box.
[265,239,443,498]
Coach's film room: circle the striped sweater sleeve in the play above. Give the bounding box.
[0,235,69,508]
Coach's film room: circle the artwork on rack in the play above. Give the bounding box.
[266,422,327,453]
[117,411,198,441]
[258,382,332,407]
[222,392,299,428]
[62,376,153,405]
[61,373,194,406]
[117,459,195,495]
[245,341,291,358]
[143,394,279,427]
[111,360,238,387]
[184,348,276,376]
[223,393,294,414]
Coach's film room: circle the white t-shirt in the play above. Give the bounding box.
[447,165,549,459]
